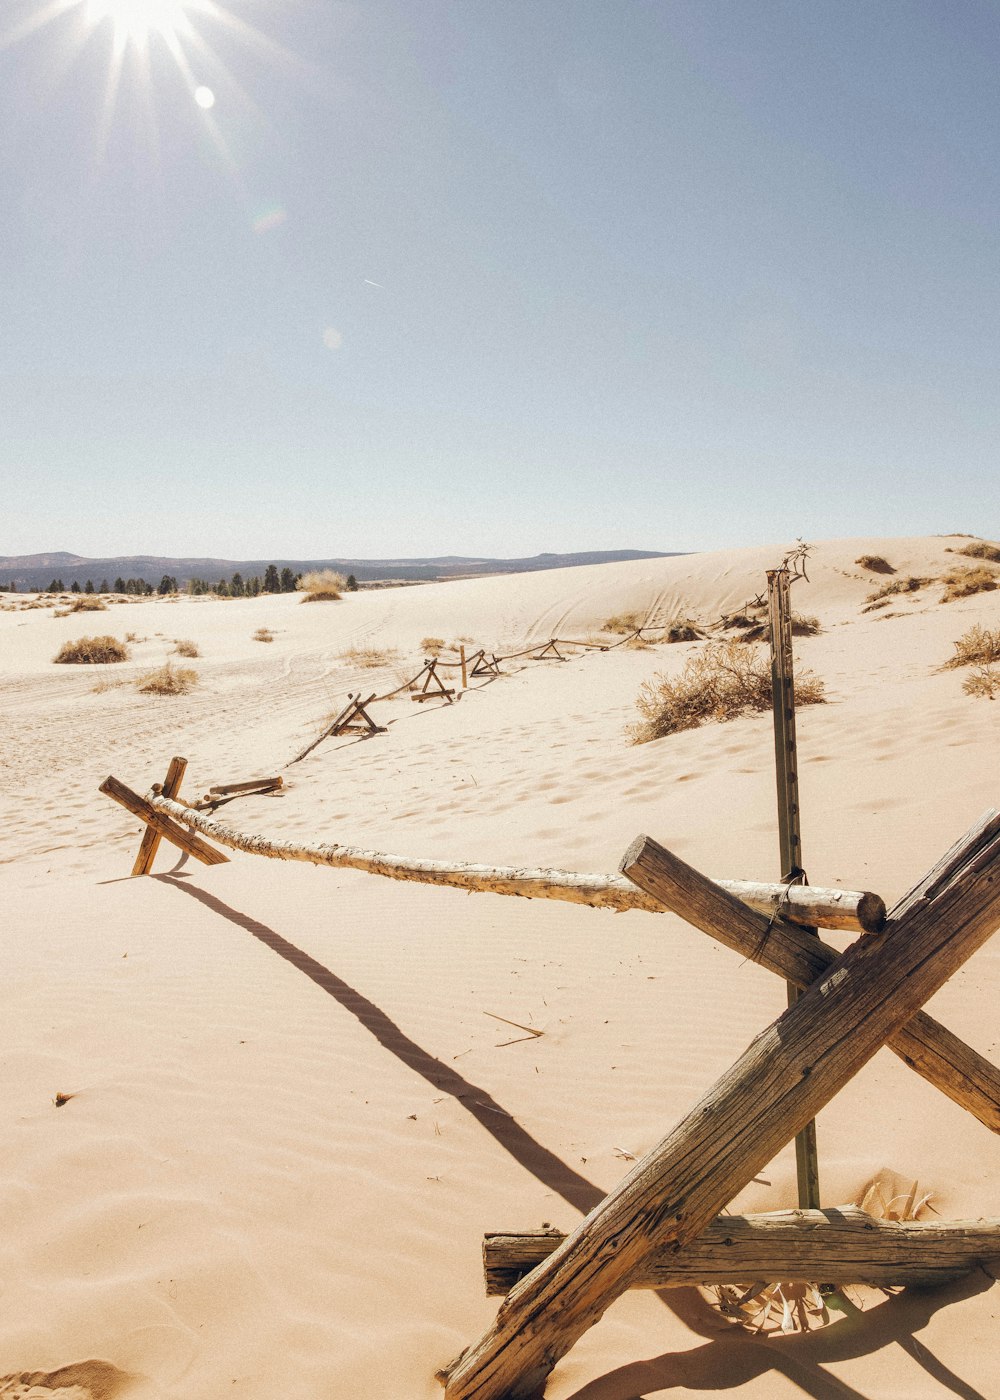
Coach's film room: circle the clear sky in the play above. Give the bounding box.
[2,0,998,559]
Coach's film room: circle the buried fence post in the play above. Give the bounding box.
[767,563,821,1213]
[460,644,467,690]
[132,755,187,876]
[440,817,1000,1399]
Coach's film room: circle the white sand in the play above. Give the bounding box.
[1,536,998,1399]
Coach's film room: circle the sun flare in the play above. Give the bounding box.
[83,0,190,45]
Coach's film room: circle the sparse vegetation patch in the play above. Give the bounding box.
[963,665,998,699]
[940,565,998,602]
[955,540,1000,563]
[604,612,642,635]
[628,638,825,743]
[136,663,198,695]
[862,576,932,611]
[297,569,346,601]
[69,595,107,612]
[253,627,274,642]
[173,639,200,657]
[341,645,399,668]
[944,625,1000,670]
[54,635,130,664]
[421,636,446,655]
[855,554,895,573]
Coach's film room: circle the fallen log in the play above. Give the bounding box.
[441,815,1000,1399]
[484,1207,1000,1294]
[143,795,881,929]
[207,777,283,796]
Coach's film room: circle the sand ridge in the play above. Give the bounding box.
[2,535,999,1398]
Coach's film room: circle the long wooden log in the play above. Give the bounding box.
[101,777,228,868]
[618,814,1000,1136]
[484,1207,1000,1294]
[441,817,1000,1399]
[208,776,283,796]
[132,756,187,876]
[143,795,879,929]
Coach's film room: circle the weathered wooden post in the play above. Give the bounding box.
[460,644,468,690]
[767,563,821,1211]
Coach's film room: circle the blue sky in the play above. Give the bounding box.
[2,0,998,558]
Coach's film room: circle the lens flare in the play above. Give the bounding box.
[84,0,190,45]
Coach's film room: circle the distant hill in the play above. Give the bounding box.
[0,548,679,591]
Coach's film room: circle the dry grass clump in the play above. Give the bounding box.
[862,576,932,611]
[940,565,998,602]
[629,639,825,743]
[341,645,399,668]
[54,635,130,664]
[604,611,642,635]
[136,663,197,695]
[69,594,107,612]
[855,554,895,573]
[954,540,1000,563]
[944,624,1000,669]
[173,638,200,657]
[664,619,705,643]
[963,665,998,699]
[421,636,446,655]
[297,569,346,601]
[253,627,274,642]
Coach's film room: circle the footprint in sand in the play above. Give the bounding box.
[0,1361,136,1399]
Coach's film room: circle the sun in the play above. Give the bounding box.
[82,0,191,46]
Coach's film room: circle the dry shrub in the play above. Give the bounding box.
[736,613,821,643]
[944,624,1000,669]
[69,595,107,612]
[855,554,895,573]
[857,1169,936,1223]
[664,619,704,643]
[173,639,200,657]
[341,645,399,668]
[54,635,130,664]
[136,663,197,695]
[940,565,998,602]
[629,638,825,743]
[604,612,642,635]
[297,569,346,601]
[862,576,932,611]
[956,540,1000,563]
[421,636,446,654]
[253,627,274,642]
[963,665,998,699]
[623,634,653,650]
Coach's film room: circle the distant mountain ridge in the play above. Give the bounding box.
[0,548,678,590]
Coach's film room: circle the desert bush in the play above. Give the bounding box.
[69,595,107,612]
[604,612,642,635]
[297,569,346,601]
[173,639,200,657]
[54,635,130,664]
[855,554,895,573]
[956,540,1000,563]
[341,645,399,668]
[945,625,1000,669]
[940,565,998,602]
[629,638,825,743]
[663,619,704,643]
[136,663,197,694]
[421,636,446,654]
[253,627,274,642]
[862,576,932,611]
[963,665,998,699]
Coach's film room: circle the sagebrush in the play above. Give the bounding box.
[944,624,1000,669]
[629,639,825,742]
[940,565,998,602]
[855,554,895,573]
[54,635,130,664]
[173,639,200,657]
[955,540,1000,563]
[136,663,198,694]
[297,569,346,601]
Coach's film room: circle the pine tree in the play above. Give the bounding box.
[231,572,245,597]
[248,576,261,596]
[279,567,296,593]
[84,579,94,593]
[263,564,280,593]
[71,580,81,594]
[48,579,60,593]
[114,577,126,593]
[99,579,109,594]
[346,573,359,592]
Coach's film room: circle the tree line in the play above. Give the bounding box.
[5,567,361,596]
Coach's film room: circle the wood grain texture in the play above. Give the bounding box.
[619,820,1000,1136]
[101,776,228,868]
[484,1207,1000,1293]
[131,756,187,876]
[441,817,1000,1399]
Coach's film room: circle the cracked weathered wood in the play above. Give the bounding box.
[100,776,228,868]
[143,794,879,929]
[131,756,187,876]
[484,1207,1000,1293]
[440,815,1000,1399]
[618,816,1000,1136]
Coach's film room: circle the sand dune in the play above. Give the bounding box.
[2,535,999,1399]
